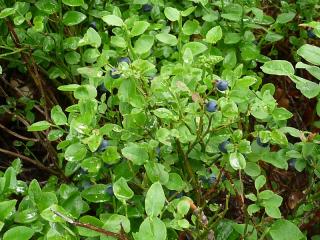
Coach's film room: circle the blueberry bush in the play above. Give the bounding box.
[0,0,320,239]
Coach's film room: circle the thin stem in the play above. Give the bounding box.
[0,123,39,142]
[51,209,128,240]
[0,147,59,175]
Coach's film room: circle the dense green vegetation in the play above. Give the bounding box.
[0,0,320,239]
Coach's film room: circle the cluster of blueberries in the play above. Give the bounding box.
[205,80,228,112]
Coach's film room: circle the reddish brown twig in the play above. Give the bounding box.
[0,147,59,175]
[51,209,129,240]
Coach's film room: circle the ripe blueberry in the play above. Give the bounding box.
[98,83,108,93]
[216,80,228,91]
[206,100,218,112]
[207,173,216,185]
[142,4,153,12]
[256,137,268,147]
[90,21,97,30]
[118,57,131,64]
[218,140,230,154]
[79,180,91,191]
[105,184,114,196]
[307,29,317,39]
[97,139,109,152]
[288,158,296,169]
[155,147,160,156]
[109,68,121,79]
[185,233,192,240]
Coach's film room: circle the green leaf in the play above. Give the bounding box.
[0,65,2,74]
[135,217,167,240]
[145,182,165,217]
[41,204,72,222]
[134,35,154,55]
[80,157,101,173]
[35,0,59,14]
[65,51,81,65]
[164,173,186,191]
[145,162,169,184]
[102,14,123,26]
[164,7,180,21]
[254,175,266,191]
[0,8,15,18]
[58,84,80,92]
[62,11,86,26]
[81,184,111,203]
[51,105,67,125]
[229,152,246,170]
[271,129,288,145]
[289,75,320,99]
[27,121,51,131]
[0,200,17,221]
[64,143,87,162]
[74,84,97,100]
[77,216,103,237]
[265,31,283,42]
[244,162,261,177]
[182,19,199,35]
[297,44,320,65]
[296,62,320,80]
[155,33,178,46]
[62,0,84,6]
[101,214,131,233]
[265,205,281,218]
[182,42,208,56]
[261,60,294,76]
[205,26,223,44]
[78,28,101,48]
[247,204,260,215]
[131,21,150,36]
[102,146,121,165]
[113,177,134,201]
[176,200,190,217]
[121,143,149,165]
[272,107,293,121]
[14,208,38,224]
[3,226,34,240]
[269,220,305,240]
[276,12,295,24]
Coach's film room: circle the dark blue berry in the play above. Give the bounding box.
[185,233,192,240]
[207,173,216,185]
[288,158,296,169]
[98,83,108,93]
[103,163,111,168]
[256,137,268,147]
[118,57,131,64]
[142,4,153,12]
[206,100,218,112]
[109,68,121,79]
[216,80,228,91]
[218,140,230,154]
[155,147,160,156]
[90,21,97,30]
[79,180,91,191]
[79,168,88,175]
[97,139,109,152]
[105,184,114,196]
[307,29,317,39]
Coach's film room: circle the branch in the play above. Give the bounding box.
[0,123,39,142]
[0,147,59,175]
[51,209,129,240]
